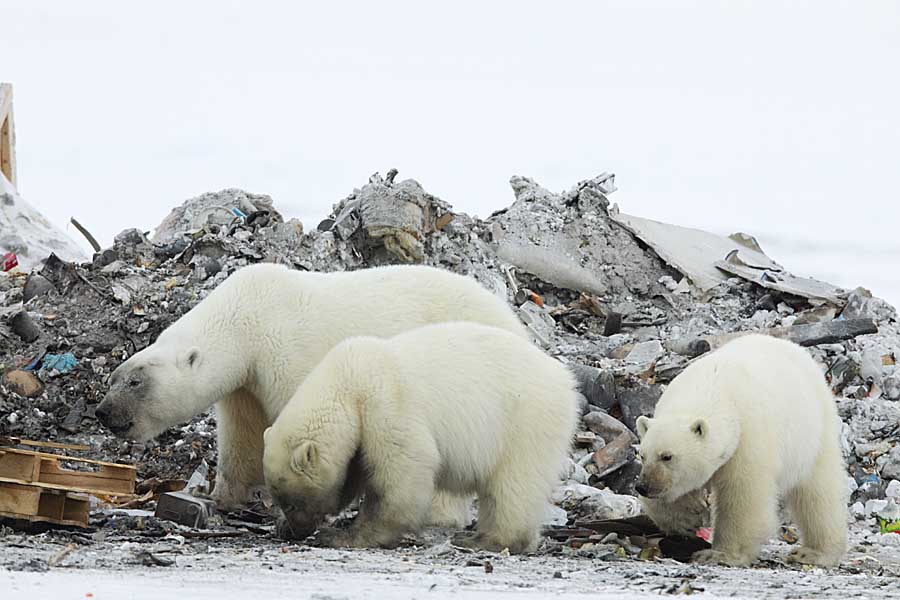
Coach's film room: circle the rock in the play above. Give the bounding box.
[886,479,900,499]
[881,447,900,481]
[866,499,889,517]
[3,370,44,398]
[850,501,866,520]
[543,503,569,526]
[517,301,556,348]
[616,383,663,433]
[578,489,641,521]
[883,374,900,401]
[583,411,633,444]
[569,365,616,411]
[22,274,54,302]
[592,433,636,478]
[625,340,664,365]
[9,311,40,342]
[601,459,642,496]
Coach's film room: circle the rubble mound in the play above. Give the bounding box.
[1,170,899,533]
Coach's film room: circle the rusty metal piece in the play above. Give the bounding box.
[155,491,216,528]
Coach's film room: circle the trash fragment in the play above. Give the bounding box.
[38,352,78,375]
[154,491,216,529]
[2,251,18,271]
[9,310,40,342]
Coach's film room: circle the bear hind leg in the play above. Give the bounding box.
[785,447,848,567]
[428,492,472,528]
[462,465,549,554]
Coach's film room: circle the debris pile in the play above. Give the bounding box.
[2,170,900,547]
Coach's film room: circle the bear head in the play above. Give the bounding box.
[635,414,738,502]
[96,340,219,441]
[262,427,354,539]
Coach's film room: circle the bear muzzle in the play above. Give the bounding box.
[95,402,135,436]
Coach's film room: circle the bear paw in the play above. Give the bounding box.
[451,531,531,554]
[274,513,316,541]
[313,527,374,549]
[211,479,251,512]
[786,546,839,567]
[691,549,752,567]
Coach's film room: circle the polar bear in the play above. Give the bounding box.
[262,322,579,553]
[635,334,847,567]
[96,263,528,526]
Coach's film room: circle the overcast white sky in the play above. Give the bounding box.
[4,1,900,300]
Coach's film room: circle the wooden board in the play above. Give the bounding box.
[0,82,16,188]
[0,448,136,497]
[0,482,89,528]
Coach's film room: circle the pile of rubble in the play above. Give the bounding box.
[2,170,899,541]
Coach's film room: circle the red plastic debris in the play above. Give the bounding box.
[2,252,18,272]
[696,527,713,542]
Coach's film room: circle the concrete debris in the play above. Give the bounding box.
[608,207,781,292]
[2,169,899,577]
[152,189,284,244]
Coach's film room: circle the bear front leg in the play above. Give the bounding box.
[693,464,777,567]
[319,438,440,549]
[211,389,269,511]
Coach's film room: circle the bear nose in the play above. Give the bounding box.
[635,482,650,496]
[95,404,111,426]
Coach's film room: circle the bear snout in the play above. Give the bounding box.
[95,401,134,435]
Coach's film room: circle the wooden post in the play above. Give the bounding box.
[0,83,17,188]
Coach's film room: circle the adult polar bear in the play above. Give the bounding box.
[97,263,528,525]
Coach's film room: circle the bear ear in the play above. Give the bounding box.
[690,418,708,439]
[290,441,319,475]
[636,416,654,438]
[178,347,202,370]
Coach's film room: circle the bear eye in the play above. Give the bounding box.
[660,452,673,462]
[129,379,142,388]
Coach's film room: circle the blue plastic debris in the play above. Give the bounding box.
[230,207,248,219]
[39,353,78,375]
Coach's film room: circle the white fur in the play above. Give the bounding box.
[636,334,847,567]
[263,322,579,553]
[102,263,527,526]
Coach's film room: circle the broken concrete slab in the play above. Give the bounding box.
[716,249,847,306]
[609,206,780,292]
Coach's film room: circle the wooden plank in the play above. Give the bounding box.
[61,494,89,524]
[0,437,92,452]
[0,451,40,482]
[38,461,135,495]
[0,82,15,188]
[0,482,41,515]
[1,447,137,472]
[0,482,90,527]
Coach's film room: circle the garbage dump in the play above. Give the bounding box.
[2,170,900,581]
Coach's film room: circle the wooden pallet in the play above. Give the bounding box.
[0,446,136,528]
[0,482,89,528]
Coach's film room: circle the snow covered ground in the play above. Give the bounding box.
[1,526,898,600]
[0,173,86,271]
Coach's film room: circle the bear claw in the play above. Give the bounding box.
[786,547,838,567]
[691,549,752,567]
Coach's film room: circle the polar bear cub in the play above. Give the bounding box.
[263,322,579,553]
[636,334,847,567]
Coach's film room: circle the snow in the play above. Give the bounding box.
[0,172,87,271]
